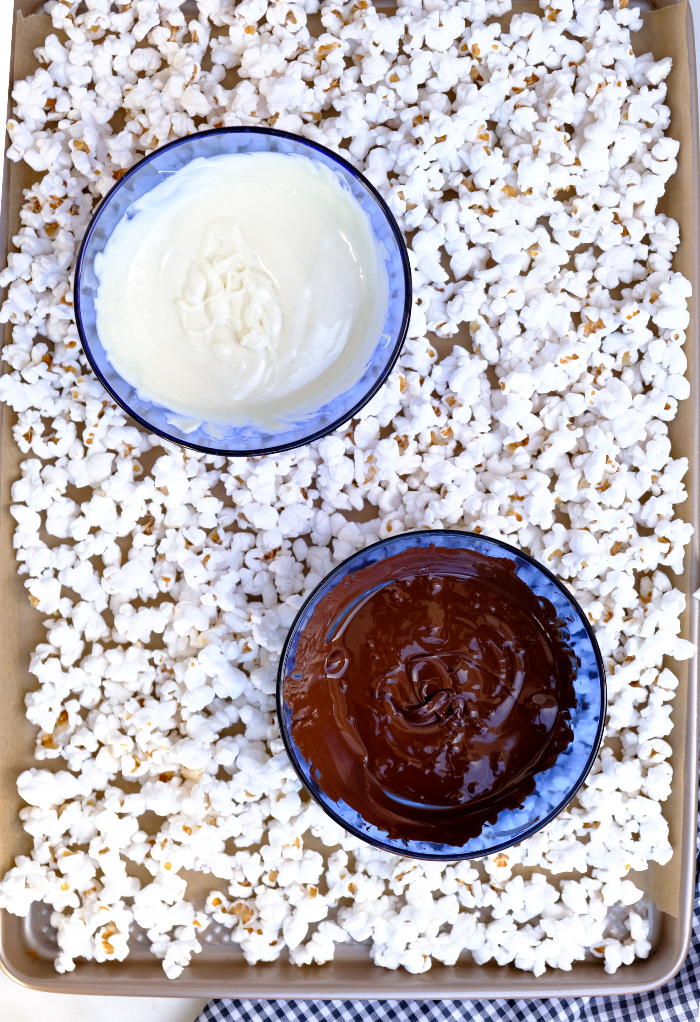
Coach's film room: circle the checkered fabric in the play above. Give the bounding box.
[197,808,700,1022]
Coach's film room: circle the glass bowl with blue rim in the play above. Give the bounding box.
[73,127,411,457]
[277,529,606,860]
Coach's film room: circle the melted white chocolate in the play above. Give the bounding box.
[94,152,390,429]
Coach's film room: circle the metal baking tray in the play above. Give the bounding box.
[0,0,697,998]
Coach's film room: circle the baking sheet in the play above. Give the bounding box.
[0,0,697,997]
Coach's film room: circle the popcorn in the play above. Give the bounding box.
[0,0,693,985]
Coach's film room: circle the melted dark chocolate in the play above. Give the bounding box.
[284,544,577,845]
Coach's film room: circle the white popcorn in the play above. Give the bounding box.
[0,0,693,984]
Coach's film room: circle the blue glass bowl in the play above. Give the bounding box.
[277,530,606,860]
[73,127,411,457]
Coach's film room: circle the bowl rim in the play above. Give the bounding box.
[276,528,607,860]
[73,125,413,457]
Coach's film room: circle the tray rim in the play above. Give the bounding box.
[0,0,697,999]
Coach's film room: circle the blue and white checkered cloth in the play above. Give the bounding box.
[197,807,700,1022]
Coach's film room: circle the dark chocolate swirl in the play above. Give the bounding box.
[285,544,577,844]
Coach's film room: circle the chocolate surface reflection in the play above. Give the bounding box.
[285,545,577,845]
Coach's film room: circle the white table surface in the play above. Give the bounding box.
[0,0,698,1017]
[0,965,209,1022]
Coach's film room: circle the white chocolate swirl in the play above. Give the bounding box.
[94,152,389,429]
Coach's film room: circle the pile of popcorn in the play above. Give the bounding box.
[0,0,695,982]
